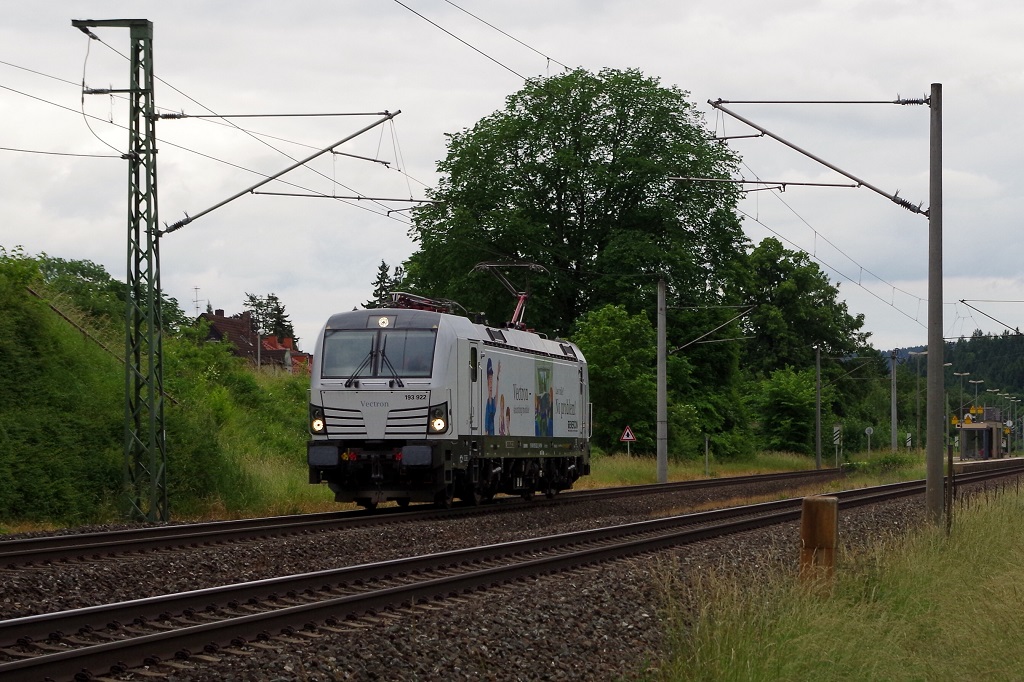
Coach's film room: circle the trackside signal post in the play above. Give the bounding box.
[73,19,167,522]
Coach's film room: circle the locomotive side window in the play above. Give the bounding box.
[470,347,478,382]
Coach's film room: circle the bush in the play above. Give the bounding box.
[709,430,756,461]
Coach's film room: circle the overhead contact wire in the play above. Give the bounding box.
[441,0,571,72]
[390,0,527,79]
[89,34,408,217]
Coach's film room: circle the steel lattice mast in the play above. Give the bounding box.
[73,20,401,523]
[73,19,166,522]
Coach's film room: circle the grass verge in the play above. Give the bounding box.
[579,452,816,489]
[652,482,1024,681]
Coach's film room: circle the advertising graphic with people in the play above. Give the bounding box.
[482,354,577,438]
[485,357,501,435]
[535,361,553,437]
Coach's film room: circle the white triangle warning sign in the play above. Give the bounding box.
[620,425,636,442]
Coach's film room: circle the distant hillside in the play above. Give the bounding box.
[895,334,1024,397]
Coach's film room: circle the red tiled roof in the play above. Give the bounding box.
[199,310,261,362]
[198,310,311,373]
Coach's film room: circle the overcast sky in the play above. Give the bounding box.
[2,1,1021,354]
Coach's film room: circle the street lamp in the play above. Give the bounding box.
[985,388,1001,420]
[999,393,1013,453]
[953,372,970,421]
[909,351,927,450]
[1012,398,1021,452]
[968,379,984,417]
[942,362,952,452]
[995,392,1010,455]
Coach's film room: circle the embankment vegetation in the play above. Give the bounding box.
[0,247,323,528]
[652,483,1024,680]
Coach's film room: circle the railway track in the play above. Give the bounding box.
[0,468,840,568]
[1,464,1019,682]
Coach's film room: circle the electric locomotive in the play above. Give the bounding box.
[307,293,591,508]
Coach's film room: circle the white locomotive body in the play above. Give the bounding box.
[307,304,590,508]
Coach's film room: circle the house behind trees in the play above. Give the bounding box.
[199,309,311,374]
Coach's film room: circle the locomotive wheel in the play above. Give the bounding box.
[545,487,557,500]
[435,488,454,509]
[355,498,378,511]
[521,490,534,502]
[396,497,411,508]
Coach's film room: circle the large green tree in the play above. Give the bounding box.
[748,367,822,455]
[738,238,870,377]
[404,67,747,336]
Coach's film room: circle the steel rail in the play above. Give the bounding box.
[0,469,842,567]
[1,467,1021,681]
[0,475,854,647]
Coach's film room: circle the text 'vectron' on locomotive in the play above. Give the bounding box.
[307,293,591,508]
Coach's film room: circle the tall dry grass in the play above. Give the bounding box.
[652,480,1024,681]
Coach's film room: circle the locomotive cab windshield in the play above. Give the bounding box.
[322,327,437,380]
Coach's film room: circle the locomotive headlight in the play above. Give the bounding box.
[310,405,326,434]
[427,403,449,434]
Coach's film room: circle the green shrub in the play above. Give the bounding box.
[709,430,756,461]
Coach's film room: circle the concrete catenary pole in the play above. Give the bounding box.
[925,83,944,523]
[891,349,898,451]
[657,278,668,483]
[815,345,822,469]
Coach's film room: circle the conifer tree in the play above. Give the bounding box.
[365,261,392,308]
[365,261,405,308]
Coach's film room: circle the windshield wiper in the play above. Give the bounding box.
[379,336,405,388]
[344,349,373,388]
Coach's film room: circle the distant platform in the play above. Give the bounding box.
[952,456,1024,475]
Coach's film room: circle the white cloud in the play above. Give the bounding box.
[3,0,1023,351]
